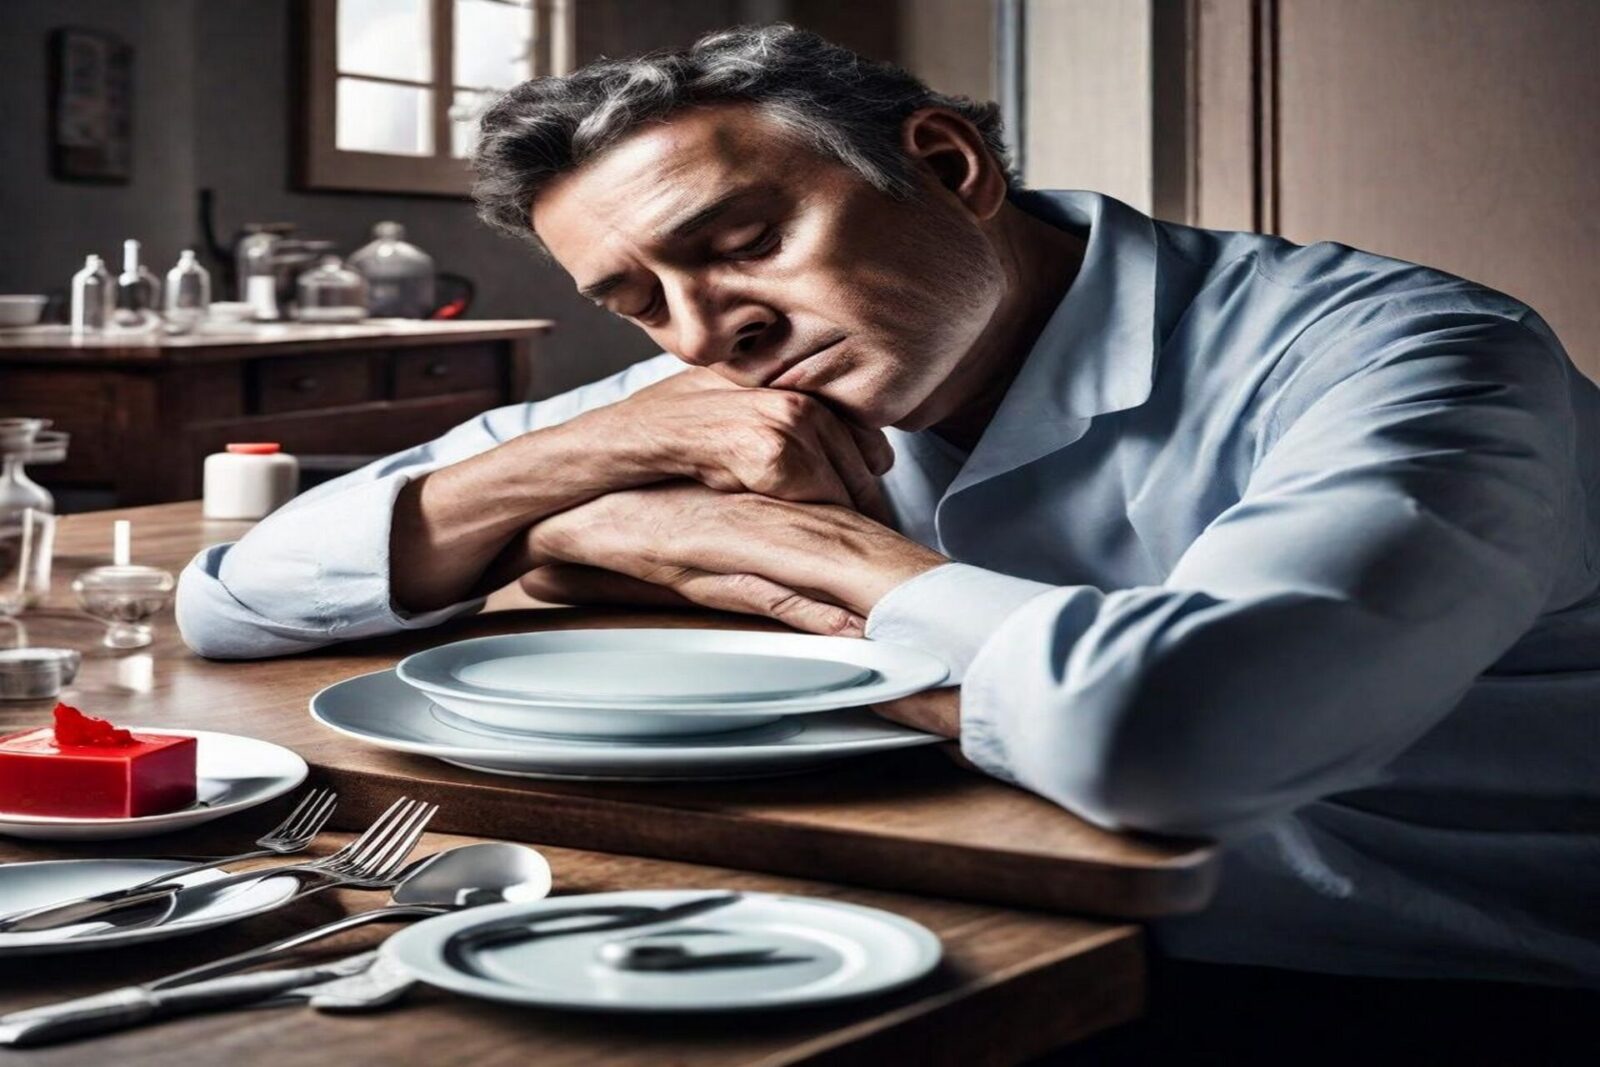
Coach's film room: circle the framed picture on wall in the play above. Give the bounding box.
[49,27,134,183]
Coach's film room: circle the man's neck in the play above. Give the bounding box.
[929,201,1087,452]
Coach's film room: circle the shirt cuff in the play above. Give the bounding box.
[218,470,483,641]
[864,562,1056,684]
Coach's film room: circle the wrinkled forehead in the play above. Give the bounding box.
[530,105,822,268]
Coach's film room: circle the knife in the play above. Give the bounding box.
[0,951,378,1048]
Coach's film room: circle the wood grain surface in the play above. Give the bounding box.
[0,503,1218,920]
[0,826,1144,1066]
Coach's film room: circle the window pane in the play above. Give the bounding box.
[336,77,433,155]
[338,0,431,82]
[455,0,534,89]
[450,89,498,158]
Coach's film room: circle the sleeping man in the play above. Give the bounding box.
[177,27,1600,988]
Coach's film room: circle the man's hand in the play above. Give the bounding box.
[575,368,896,522]
[390,367,894,613]
[512,481,948,635]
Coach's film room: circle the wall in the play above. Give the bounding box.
[0,0,199,303]
[899,0,995,104]
[1023,0,1153,212]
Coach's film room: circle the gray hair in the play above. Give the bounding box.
[472,23,1016,244]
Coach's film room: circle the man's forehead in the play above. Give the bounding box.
[531,106,806,253]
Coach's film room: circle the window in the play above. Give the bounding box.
[301,0,574,196]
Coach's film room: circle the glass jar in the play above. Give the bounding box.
[349,221,436,318]
[237,229,282,319]
[295,256,369,323]
[0,418,56,609]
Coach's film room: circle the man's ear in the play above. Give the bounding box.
[901,108,1007,221]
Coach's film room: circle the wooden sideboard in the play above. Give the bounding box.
[0,319,552,506]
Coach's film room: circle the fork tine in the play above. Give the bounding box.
[290,790,338,842]
[333,798,422,872]
[362,802,438,880]
[275,788,333,841]
[263,789,323,839]
[316,796,411,867]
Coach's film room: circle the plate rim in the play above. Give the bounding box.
[0,857,299,956]
[384,889,943,1013]
[395,629,948,713]
[0,729,308,828]
[310,669,940,769]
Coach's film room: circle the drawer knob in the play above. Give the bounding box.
[291,376,319,392]
[424,361,450,378]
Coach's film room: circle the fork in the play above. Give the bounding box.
[88,797,439,940]
[0,788,339,934]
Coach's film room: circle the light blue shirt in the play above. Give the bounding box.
[178,191,1600,988]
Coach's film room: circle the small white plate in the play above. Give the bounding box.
[0,858,299,956]
[396,629,948,739]
[311,670,941,781]
[0,731,308,841]
[385,890,942,1013]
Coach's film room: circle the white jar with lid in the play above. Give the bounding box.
[203,443,299,519]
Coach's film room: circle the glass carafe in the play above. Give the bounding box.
[0,419,56,608]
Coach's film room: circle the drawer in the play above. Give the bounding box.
[392,344,500,400]
[253,355,376,414]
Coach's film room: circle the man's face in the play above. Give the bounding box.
[531,104,1004,429]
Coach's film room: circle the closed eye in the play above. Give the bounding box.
[722,226,780,261]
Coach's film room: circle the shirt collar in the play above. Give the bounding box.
[939,189,1163,498]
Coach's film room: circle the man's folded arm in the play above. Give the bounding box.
[176,354,684,659]
[867,315,1574,839]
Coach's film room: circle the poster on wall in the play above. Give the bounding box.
[49,27,134,183]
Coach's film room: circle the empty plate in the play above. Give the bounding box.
[310,669,942,781]
[384,890,942,1013]
[0,731,308,841]
[396,630,948,739]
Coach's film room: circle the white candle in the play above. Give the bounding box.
[113,520,131,566]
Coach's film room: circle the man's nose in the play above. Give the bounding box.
[672,292,777,367]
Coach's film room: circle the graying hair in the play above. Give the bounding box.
[472,23,1016,244]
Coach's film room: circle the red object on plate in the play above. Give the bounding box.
[225,442,281,455]
[0,703,197,818]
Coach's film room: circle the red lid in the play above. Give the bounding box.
[226,442,281,455]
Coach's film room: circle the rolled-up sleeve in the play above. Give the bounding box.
[877,316,1575,839]
[177,354,683,659]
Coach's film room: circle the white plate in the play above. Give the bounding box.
[0,731,308,841]
[0,858,300,956]
[385,890,942,1013]
[311,670,941,781]
[395,630,948,739]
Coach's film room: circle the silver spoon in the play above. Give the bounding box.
[149,842,553,989]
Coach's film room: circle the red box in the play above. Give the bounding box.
[0,727,198,818]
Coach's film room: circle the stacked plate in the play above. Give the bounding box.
[311,629,950,782]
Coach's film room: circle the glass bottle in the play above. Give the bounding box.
[349,221,436,318]
[69,254,113,334]
[117,239,162,313]
[0,418,56,608]
[237,229,281,320]
[295,255,368,322]
[164,249,212,333]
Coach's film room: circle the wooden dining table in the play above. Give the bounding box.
[0,502,1221,1065]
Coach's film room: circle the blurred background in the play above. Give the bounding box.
[1,0,1596,511]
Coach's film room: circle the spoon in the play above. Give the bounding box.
[149,842,553,989]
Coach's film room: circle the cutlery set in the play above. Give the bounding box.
[0,787,934,1048]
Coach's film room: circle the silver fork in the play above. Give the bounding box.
[82,797,439,940]
[0,788,339,934]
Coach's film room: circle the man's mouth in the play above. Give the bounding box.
[764,336,846,391]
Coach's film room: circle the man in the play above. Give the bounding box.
[178,26,1599,989]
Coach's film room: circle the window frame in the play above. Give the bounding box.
[298,0,572,197]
